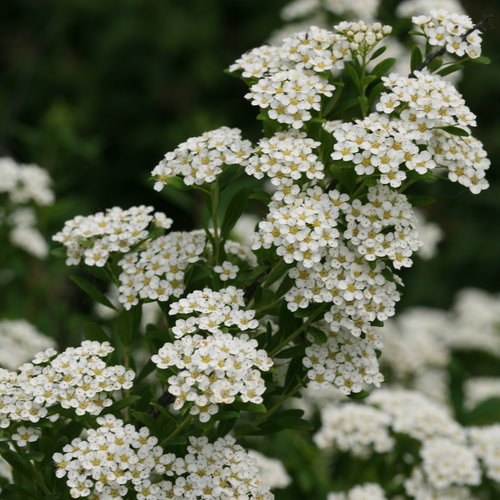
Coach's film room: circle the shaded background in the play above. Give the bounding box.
[1,0,499,328]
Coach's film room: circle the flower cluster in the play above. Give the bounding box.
[232,26,355,128]
[0,157,54,206]
[330,71,490,193]
[248,450,291,490]
[152,127,252,189]
[413,9,483,59]
[53,206,172,267]
[378,288,500,405]
[304,322,383,395]
[334,21,392,53]
[168,287,259,337]
[0,157,54,258]
[468,425,500,483]
[314,403,394,456]
[0,341,135,428]
[418,437,480,490]
[152,332,272,421]
[53,414,182,498]
[245,131,324,186]
[253,184,403,324]
[54,422,274,499]
[0,319,56,370]
[117,230,206,309]
[247,69,335,129]
[315,389,500,499]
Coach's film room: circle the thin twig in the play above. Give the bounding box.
[409,15,491,78]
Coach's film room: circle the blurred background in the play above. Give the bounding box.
[0,0,499,336]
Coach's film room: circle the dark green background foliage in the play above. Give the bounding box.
[0,0,499,318]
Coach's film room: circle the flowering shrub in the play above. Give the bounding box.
[0,8,494,500]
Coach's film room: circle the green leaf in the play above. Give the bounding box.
[115,306,142,345]
[275,345,306,359]
[323,84,344,117]
[221,187,249,241]
[214,411,240,420]
[332,97,361,118]
[469,56,491,64]
[129,410,160,433]
[276,275,294,298]
[70,275,117,310]
[438,64,464,77]
[348,389,370,400]
[370,58,396,77]
[308,325,328,344]
[439,126,469,137]
[216,417,238,437]
[1,484,41,499]
[381,268,394,283]
[260,413,313,432]
[0,450,33,479]
[162,176,192,191]
[106,395,142,414]
[136,360,157,383]
[410,47,423,72]
[25,451,45,462]
[50,246,67,259]
[408,30,425,37]
[369,46,387,61]
[330,162,357,193]
[232,400,267,413]
[83,321,109,342]
[344,62,362,95]
[367,82,386,107]
[249,188,271,204]
[464,397,500,425]
[428,56,443,72]
[410,195,436,207]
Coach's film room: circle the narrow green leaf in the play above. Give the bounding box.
[249,188,271,204]
[106,395,142,414]
[410,195,436,207]
[221,187,249,241]
[408,30,425,37]
[348,389,370,400]
[332,97,361,117]
[50,246,67,259]
[344,62,362,94]
[70,275,117,310]
[439,126,469,137]
[136,360,157,383]
[232,400,267,413]
[438,64,464,77]
[323,84,344,117]
[370,58,396,77]
[162,176,192,191]
[369,45,387,61]
[275,345,306,359]
[428,56,443,72]
[367,82,386,107]
[469,56,491,64]
[410,46,423,72]
[308,325,328,344]
[83,321,109,343]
